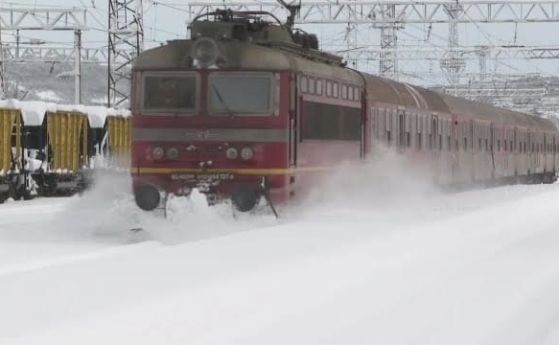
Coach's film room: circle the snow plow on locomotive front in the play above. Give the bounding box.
[131,10,302,213]
[131,125,290,214]
[132,134,289,214]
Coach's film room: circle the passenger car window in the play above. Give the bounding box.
[341,85,348,99]
[308,78,316,94]
[302,102,361,141]
[316,80,323,96]
[300,76,308,93]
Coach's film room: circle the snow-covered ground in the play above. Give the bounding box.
[1,164,559,344]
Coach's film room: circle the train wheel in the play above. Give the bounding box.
[231,186,260,213]
[8,184,21,201]
[135,184,161,211]
[543,172,557,184]
[11,185,32,201]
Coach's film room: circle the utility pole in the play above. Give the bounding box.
[476,46,490,82]
[440,1,465,86]
[15,30,20,59]
[74,30,82,104]
[372,4,402,79]
[0,7,87,101]
[0,19,6,99]
[107,0,144,108]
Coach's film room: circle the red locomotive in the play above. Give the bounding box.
[130,8,558,213]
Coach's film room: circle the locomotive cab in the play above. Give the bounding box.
[131,10,313,212]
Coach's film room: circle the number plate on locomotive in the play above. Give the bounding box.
[171,173,235,181]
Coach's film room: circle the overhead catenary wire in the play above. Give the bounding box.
[1,0,557,108]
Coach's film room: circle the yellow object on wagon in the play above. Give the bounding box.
[107,115,131,168]
[0,108,22,174]
[46,111,88,173]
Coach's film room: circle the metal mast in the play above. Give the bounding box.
[372,4,402,79]
[475,46,490,82]
[107,0,144,108]
[0,7,87,101]
[74,29,82,104]
[0,19,6,99]
[440,1,465,86]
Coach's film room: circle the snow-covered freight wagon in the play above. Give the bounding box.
[0,100,130,202]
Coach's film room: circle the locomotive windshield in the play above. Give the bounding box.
[142,72,197,113]
[209,72,274,115]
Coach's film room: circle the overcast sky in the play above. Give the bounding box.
[2,0,188,46]
[2,0,559,85]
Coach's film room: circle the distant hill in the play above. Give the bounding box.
[4,61,128,107]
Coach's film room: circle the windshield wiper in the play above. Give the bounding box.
[211,84,236,117]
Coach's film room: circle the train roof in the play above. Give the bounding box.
[134,39,359,84]
[134,10,557,134]
[361,75,556,131]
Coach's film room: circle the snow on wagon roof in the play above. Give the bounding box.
[0,99,130,128]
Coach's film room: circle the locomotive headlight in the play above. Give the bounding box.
[192,37,219,67]
[152,147,164,160]
[226,147,238,160]
[240,147,254,160]
[166,147,179,160]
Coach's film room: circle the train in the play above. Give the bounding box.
[0,100,131,202]
[130,9,559,213]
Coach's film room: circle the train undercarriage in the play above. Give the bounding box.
[0,169,93,203]
[134,174,281,217]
